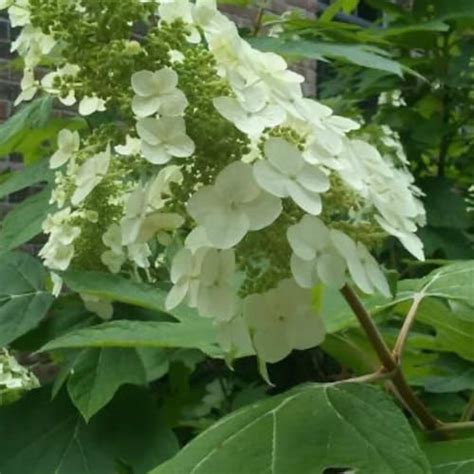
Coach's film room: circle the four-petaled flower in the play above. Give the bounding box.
[131,68,188,118]
[187,161,282,249]
[136,117,195,164]
[244,278,326,363]
[254,138,330,215]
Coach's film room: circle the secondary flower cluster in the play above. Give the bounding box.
[0,349,39,394]
[5,0,426,366]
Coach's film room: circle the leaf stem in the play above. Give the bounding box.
[252,8,265,36]
[461,392,474,422]
[332,368,395,386]
[434,421,474,434]
[392,293,424,363]
[340,285,441,431]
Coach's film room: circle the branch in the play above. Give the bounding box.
[340,285,395,370]
[392,293,424,363]
[340,285,441,432]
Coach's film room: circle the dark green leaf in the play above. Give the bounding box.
[423,437,474,473]
[0,386,178,474]
[0,252,54,346]
[251,37,409,76]
[421,178,472,230]
[0,159,52,200]
[0,188,53,253]
[151,383,430,474]
[67,348,147,421]
[41,319,221,356]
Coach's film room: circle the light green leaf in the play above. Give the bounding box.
[402,299,474,362]
[0,386,178,474]
[321,261,474,336]
[0,97,53,158]
[41,320,221,357]
[0,188,53,253]
[423,437,474,473]
[150,383,430,474]
[0,159,52,200]
[406,260,474,302]
[67,347,147,421]
[375,20,450,37]
[321,0,359,21]
[0,252,54,346]
[251,37,408,76]
[0,96,85,164]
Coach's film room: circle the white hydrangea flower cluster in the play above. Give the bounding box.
[0,349,39,393]
[6,0,427,366]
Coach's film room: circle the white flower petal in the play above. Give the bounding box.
[297,164,330,193]
[253,160,287,197]
[290,254,318,288]
[141,142,171,164]
[132,95,161,117]
[316,252,347,289]
[166,280,189,310]
[242,191,282,231]
[287,180,322,215]
[264,137,304,175]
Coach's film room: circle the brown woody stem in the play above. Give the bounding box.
[340,285,441,431]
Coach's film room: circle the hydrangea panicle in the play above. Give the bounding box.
[6,0,426,369]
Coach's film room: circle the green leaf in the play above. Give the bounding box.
[430,0,474,20]
[320,0,359,21]
[0,97,53,157]
[419,227,474,260]
[151,383,430,474]
[67,348,147,421]
[0,252,54,346]
[250,37,408,76]
[421,178,472,230]
[376,20,450,37]
[406,299,474,362]
[62,270,198,323]
[61,270,218,340]
[41,320,221,356]
[423,437,474,473]
[0,96,85,164]
[0,188,53,253]
[0,159,52,200]
[410,354,474,393]
[0,386,178,474]
[407,261,474,302]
